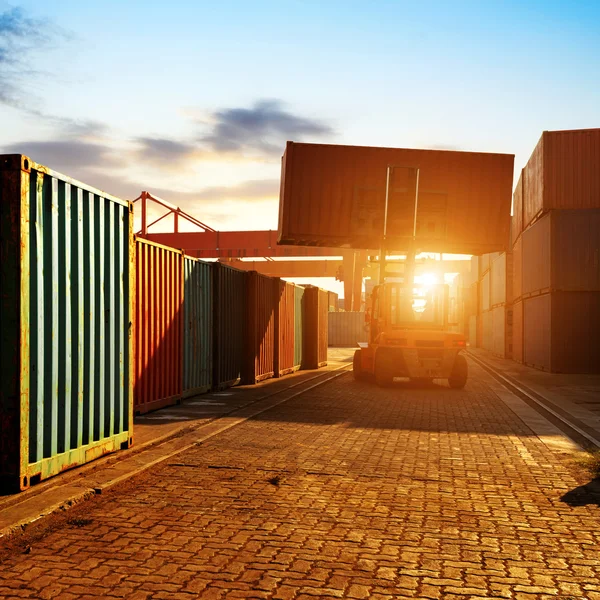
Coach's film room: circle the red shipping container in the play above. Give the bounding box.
[278,142,514,254]
[275,280,296,376]
[135,239,183,413]
[246,272,276,383]
[523,129,600,229]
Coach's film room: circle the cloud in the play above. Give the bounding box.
[194,179,279,201]
[201,99,334,155]
[135,137,198,165]
[3,140,122,173]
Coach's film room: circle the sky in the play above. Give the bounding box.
[1,0,599,295]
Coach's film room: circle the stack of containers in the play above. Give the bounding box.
[465,256,479,347]
[303,286,329,368]
[512,128,600,373]
[328,291,339,312]
[489,252,513,358]
[477,252,498,351]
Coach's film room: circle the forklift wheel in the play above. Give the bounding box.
[375,352,394,387]
[353,350,365,381]
[448,354,468,389]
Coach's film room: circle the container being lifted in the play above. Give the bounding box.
[278,141,514,254]
[277,141,515,388]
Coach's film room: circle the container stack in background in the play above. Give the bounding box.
[512,129,600,373]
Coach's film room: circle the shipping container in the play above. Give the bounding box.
[246,272,276,383]
[183,256,212,397]
[274,280,296,376]
[511,170,524,244]
[512,300,523,363]
[294,285,305,369]
[328,291,339,312]
[464,282,478,318]
[328,312,367,347]
[278,142,514,254]
[523,294,551,371]
[522,210,600,296]
[0,155,134,491]
[490,252,513,307]
[513,237,522,302]
[479,253,490,277]
[482,310,493,351]
[468,315,477,347]
[303,286,329,368]
[464,256,479,287]
[212,263,248,390]
[523,292,600,373]
[135,239,183,414]
[523,129,600,230]
[480,272,490,312]
[492,305,512,358]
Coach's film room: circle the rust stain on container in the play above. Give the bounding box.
[274,280,296,377]
[523,129,600,230]
[278,142,514,254]
[246,272,276,383]
[135,239,183,414]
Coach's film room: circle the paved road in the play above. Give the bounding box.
[1,360,599,599]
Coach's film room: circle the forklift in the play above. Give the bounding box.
[353,166,468,388]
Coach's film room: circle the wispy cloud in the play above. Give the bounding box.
[134,137,198,165]
[201,99,334,155]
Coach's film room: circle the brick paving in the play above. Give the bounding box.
[1,363,599,599]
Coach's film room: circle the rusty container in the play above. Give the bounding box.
[512,300,523,363]
[328,312,368,347]
[212,262,248,390]
[522,209,600,296]
[513,237,522,302]
[278,142,514,254]
[135,239,183,414]
[274,280,296,377]
[303,286,329,368]
[511,170,524,244]
[183,256,212,397]
[246,272,276,383]
[0,155,134,492]
[294,285,305,369]
[523,129,600,230]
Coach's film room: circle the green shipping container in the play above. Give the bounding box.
[0,155,134,492]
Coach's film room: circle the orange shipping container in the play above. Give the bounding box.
[135,239,183,414]
[512,300,523,363]
[523,128,600,230]
[246,272,276,383]
[511,170,524,243]
[275,280,296,376]
[278,142,514,254]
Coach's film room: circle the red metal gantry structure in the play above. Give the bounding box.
[132,191,468,312]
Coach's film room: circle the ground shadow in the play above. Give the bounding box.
[560,478,600,507]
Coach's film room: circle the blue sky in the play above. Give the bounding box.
[1,0,599,293]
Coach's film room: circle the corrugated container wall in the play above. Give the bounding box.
[522,210,600,296]
[512,301,523,363]
[0,155,134,492]
[490,253,512,307]
[328,312,367,347]
[293,286,305,369]
[511,170,524,243]
[246,272,276,383]
[482,311,493,351]
[183,256,212,397]
[480,272,491,312]
[212,263,248,390]
[523,295,551,371]
[279,142,514,254]
[328,291,339,312]
[135,239,183,414]
[492,306,512,358]
[513,237,522,302]
[523,129,600,230]
[275,280,296,376]
[303,286,328,368]
[468,315,477,348]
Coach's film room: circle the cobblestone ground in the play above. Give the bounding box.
[1,363,599,599]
